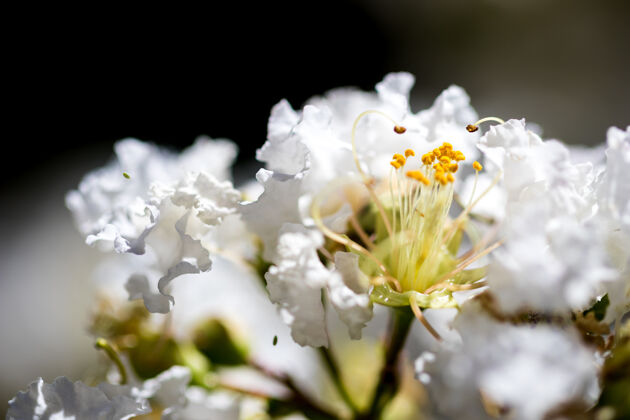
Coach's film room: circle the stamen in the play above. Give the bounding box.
[351,110,403,181]
[406,170,430,186]
[466,117,506,133]
[122,172,131,179]
[473,161,483,171]
[95,338,127,385]
[371,276,403,292]
[351,110,399,239]
[425,240,503,293]
[409,295,442,341]
[443,169,502,247]
[349,210,375,250]
[311,180,390,276]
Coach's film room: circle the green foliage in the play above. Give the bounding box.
[584,294,610,322]
[595,319,630,420]
[193,319,248,366]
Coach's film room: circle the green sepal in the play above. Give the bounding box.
[370,283,458,309]
[449,266,487,285]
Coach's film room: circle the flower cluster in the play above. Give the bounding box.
[8,73,630,420]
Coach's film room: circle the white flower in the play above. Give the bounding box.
[243,73,482,346]
[416,84,480,162]
[7,377,150,420]
[67,137,236,254]
[477,118,595,218]
[264,224,335,347]
[473,119,617,313]
[67,138,241,313]
[594,125,630,322]
[329,252,373,340]
[240,169,304,262]
[172,388,239,420]
[130,365,240,420]
[416,303,600,420]
[486,201,616,314]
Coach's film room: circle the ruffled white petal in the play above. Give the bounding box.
[241,169,304,262]
[138,366,191,418]
[167,172,241,226]
[67,137,236,252]
[171,388,240,420]
[416,303,600,420]
[264,224,331,347]
[417,84,480,160]
[594,126,630,322]
[487,198,616,313]
[474,119,614,313]
[68,138,240,313]
[124,203,212,313]
[328,252,373,340]
[7,377,150,420]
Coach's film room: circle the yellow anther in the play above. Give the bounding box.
[392,153,406,166]
[433,163,445,172]
[406,170,430,185]
[421,153,434,165]
[439,155,451,165]
[433,148,442,158]
[449,163,459,173]
[446,173,455,183]
[454,151,466,161]
[405,149,415,158]
[473,161,483,171]
[442,142,453,150]
[435,172,448,186]
[391,160,402,169]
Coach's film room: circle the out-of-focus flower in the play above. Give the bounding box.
[135,366,240,420]
[593,126,630,322]
[7,365,243,420]
[67,138,241,313]
[6,377,150,420]
[415,302,600,420]
[470,120,628,317]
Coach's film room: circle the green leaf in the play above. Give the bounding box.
[584,294,610,321]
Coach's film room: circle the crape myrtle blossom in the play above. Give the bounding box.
[13,73,629,419]
[7,366,242,420]
[411,122,629,419]
[7,377,149,420]
[415,302,600,420]
[594,125,630,322]
[470,119,627,316]
[469,119,617,314]
[132,366,241,420]
[67,137,241,313]
[243,72,489,346]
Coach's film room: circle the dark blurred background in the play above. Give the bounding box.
[1,0,629,413]
[6,0,628,192]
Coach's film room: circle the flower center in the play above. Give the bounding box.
[311,111,500,307]
[385,143,468,292]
